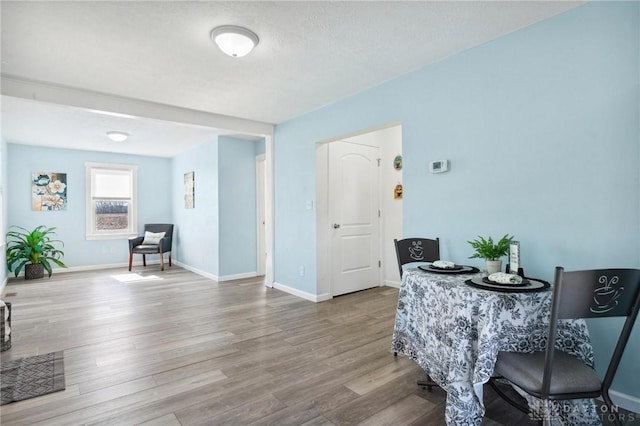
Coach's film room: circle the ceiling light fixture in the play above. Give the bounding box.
[210,25,259,58]
[106,131,129,142]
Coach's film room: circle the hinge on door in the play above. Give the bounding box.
[378,260,381,268]
[378,210,381,217]
[377,158,381,167]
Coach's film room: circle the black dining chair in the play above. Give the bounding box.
[394,237,440,279]
[128,224,174,271]
[393,237,441,391]
[489,267,640,426]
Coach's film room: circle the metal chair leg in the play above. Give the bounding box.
[488,378,530,414]
[417,375,438,392]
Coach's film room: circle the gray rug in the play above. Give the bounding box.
[1,351,65,405]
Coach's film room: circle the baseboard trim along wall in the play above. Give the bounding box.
[172,260,218,281]
[217,272,258,282]
[169,262,254,282]
[384,279,401,289]
[273,281,331,303]
[8,262,134,277]
[608,390,640,417]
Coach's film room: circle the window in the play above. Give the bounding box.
[86,162,138,240]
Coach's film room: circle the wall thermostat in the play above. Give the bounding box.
[429,160,449,173]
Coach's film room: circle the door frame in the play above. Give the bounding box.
[317,123,403,299]
[317,139,381,299]
[256,154,266,276]
[328,140,381,296]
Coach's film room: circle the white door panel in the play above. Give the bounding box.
[330,141,380,296]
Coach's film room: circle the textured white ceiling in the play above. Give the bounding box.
[0,1,584,157]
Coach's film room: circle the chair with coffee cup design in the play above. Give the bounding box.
[489,267,640,426]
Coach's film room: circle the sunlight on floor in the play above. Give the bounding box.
[110,273,164,283]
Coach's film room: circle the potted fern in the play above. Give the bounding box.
[6,225,68,279]
[467,234,513,274]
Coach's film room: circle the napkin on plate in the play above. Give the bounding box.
[488,272,523,284]
[432,260,456,269]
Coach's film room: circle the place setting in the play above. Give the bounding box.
[464,271,550,293]
[418,260,480,275]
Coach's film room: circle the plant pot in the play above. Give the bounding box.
[25,264,44,280]
[486,260,502,275]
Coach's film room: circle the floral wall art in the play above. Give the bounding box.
[32,172,67,211]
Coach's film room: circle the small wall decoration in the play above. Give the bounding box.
[509,241,520,274]
[394,183,403,199]
[31,172,67,211]
[184,171,195,209]
[393,155,402,170]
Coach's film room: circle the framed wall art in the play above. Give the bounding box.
[184,171,194,209]
[32,172,67,211]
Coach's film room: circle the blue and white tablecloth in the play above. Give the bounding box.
[391,268,601,426]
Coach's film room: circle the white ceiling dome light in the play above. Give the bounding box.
[106,131,129,142]
[210,25,259,58]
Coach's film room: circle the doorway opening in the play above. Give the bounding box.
[316,124,403,299]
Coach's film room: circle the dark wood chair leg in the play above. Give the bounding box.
[143,254,147,267]
[168,252,172,267]
[160,253,164,271]
[128,253,133,271]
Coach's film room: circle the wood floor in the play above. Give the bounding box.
[0,266,539,425]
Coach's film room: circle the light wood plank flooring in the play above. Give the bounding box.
[1,266,539,425]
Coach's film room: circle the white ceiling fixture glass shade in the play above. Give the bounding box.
[210,25,259,58]
[106,131,128,142]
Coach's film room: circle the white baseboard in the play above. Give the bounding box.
[61,262,133,272]
[218,272,258,282]
[8,263,129,277]
[384,279,401,289]
[172,260,219,281]
[172,261,262,283]
[273,281,331,303]
[608,389,640,415]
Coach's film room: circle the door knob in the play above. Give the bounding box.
[333,223,341,229]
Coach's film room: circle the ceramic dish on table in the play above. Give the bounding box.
[464,276,550,292]
[418,264,480,274]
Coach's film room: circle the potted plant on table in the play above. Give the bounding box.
[467,234,513,275]
[6,225,68,279]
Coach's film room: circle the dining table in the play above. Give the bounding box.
[391,266,602,426]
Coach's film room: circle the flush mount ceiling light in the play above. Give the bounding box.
[106,131,129,142]
[210,25,259,58]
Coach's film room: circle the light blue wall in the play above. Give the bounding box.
[218,136,258,276]
[170,136,258,278]
[274,2,639,399]
[6,143,172,270]
[171,139,219,276]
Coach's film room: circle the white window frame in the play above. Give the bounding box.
[85,162,138,240]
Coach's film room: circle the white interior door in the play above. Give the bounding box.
[256,154,266,276]
[329,140,380,296]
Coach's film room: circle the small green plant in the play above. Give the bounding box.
[6,225,67,278]
[467,234,513,261]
